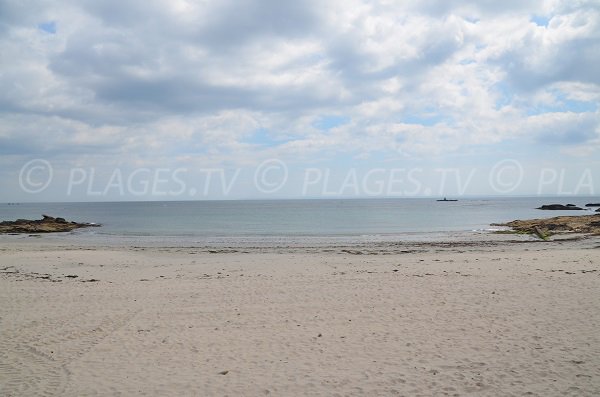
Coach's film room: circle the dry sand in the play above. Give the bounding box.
[1,237,599,396]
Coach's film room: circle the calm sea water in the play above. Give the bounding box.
[1,198,597,244]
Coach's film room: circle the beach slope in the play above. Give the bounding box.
[1,239,599,396]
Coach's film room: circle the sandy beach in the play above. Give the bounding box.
[3,0,599,394]
[1,236,599,396]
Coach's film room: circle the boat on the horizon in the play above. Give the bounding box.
[437,197,458,202]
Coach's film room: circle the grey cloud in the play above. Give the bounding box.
[549,37,600,85]
[44,5,336,123]
[500,37,600,91]
[197,0,319,49]
[48,62,341,123]
[491,6,600,91]
[0,111,137,157]
[552,0,600,14]
[77,0,168,28]
[408,0,542,17]
[0,137,42,156]
[324,17,467,101]
[78,0,319,50]
[533,112,599,145]
[48,21,163,79]
[18,0,567,127]
[0,0,50,31]
[94,78,251,112]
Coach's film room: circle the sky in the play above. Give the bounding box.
[1,0,599,201]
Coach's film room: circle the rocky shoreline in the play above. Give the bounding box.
[493,213,600,239]
[0,215,100,234]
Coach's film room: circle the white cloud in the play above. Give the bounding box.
[0,0,599,175]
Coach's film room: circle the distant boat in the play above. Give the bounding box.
[437,197,458,202]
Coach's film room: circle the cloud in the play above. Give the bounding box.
[0,0,599,174]
[480,8,600,91]
[196,0,320,49]
[528,111,600,144]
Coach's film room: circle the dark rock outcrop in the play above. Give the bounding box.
[0,215,100,234]
[537,204,584,210]
[585,203,600,207]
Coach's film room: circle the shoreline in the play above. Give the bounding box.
[1,229,596,254]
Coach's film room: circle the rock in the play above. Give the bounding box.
[537,204,584,210]
[596,208,600,213]
[0,215,101,234]
[586,203,600,207]
[494,214,600,236]
[533,226,549,241]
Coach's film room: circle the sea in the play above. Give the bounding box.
[1,197,597,245]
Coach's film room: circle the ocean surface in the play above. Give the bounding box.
[1,197,597,245]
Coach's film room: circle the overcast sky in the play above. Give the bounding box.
[1,0,599,201]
